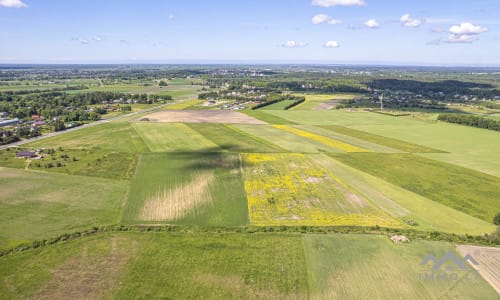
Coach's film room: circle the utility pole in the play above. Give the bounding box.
[379,94,384,110]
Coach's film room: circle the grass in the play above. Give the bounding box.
[242,109,297,125]
[265,110,500,176]
[320,125,442,153]
[317,155,496,235]
[304,234,499,299]
[0,168,127,251]
[132,122,219,152]
[298,125,402,153]
[26,122,149,154]
[290,93,361,111]
[274,125,370,153]
[0,232,309,299]
[242,153,401,227]
[123,152,248,226]
[187,123,286,153]
[234,124,343,153]
[0,147,137,180]
[330,153,500,223]
[163,99,204,110]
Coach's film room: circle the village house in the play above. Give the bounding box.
[16,151,37,159]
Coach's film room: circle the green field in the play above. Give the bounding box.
[2,94,500,299]
[320,125,442,153]
[234,124,344,153]
[0,147,137,180]
[304,235,498,299]
[316,155,495,235]
[26,122,149,153]
[242,109,297,125]
[163,99,204,110]
[331,153,500,223]
[132,122,219,152]
[1,232,497,299]
[123,152,248,226]
[187,123,286,153]
[265,110,500,176]
[290,93,361,110]
[0,168,127,251]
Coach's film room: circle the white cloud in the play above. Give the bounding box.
[364,19,379,29]
[324,40,340,48]
[400,14,423,28]
[93,35,103,42]
[443,22,487,44]
[312,0,365,7]
[445,34,477,43]
[312,14,341,25]
[449,22,487,35]
[426,38,441,46]
[0,0,27,8]
[282,40,307,48]
[168,14,175,21]
[78,38,89,45]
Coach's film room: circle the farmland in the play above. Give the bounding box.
[0,232,497,299]
[243,153,401,227]
[1,66,500,299]
[330,153,500,223]
[0,167,127,251]
[123,152,248,226]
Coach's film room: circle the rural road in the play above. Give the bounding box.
[0,102,172,150]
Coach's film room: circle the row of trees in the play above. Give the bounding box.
[437,114,500,131]
[0,91,171,121]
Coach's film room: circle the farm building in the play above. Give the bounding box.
[0,118,20,127]
[16,151,37,158]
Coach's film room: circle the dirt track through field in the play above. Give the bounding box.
[313,100,342,110]
[456,245,500,294]
[140,172,214,221]
[138,110,266,124]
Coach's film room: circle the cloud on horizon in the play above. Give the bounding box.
[312,0,365,7]
[282,40,308,48]
[0,0,27,8]
[324,40,340,48]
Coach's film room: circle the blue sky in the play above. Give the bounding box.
[1,0,499,65]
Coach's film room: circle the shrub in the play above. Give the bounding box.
[494,212,500,225]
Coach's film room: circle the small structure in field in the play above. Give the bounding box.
[390,235,410,244]
[16,151,37,158]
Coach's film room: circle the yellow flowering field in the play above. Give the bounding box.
[243,153,401,227]
[273,125,370,153]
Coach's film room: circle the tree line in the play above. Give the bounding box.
[437,113,500,131]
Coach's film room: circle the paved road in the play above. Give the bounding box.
[0,102,171,150]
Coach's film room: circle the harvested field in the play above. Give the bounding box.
[137,110,266,124]
[140,172,214,221]
[456,245,500,294]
